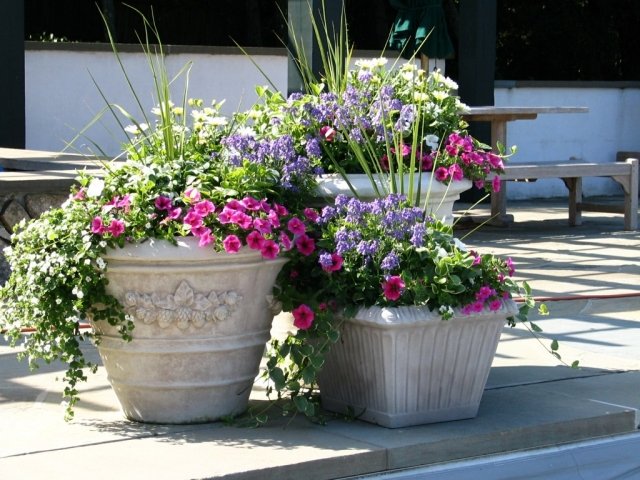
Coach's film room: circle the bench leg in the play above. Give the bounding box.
[490,180,508,222]
[612,158,639,230]
[564,177,582,226]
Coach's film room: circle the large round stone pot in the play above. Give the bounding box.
[90,237,286,424]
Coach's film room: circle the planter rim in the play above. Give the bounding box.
[315,173,472,193]
[102,236,287,265]
[349,299,519,327]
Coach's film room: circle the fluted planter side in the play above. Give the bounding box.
[91,237,286,424]
[314,174,471,225]
[317,301,518,428]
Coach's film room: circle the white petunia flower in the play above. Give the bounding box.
[86,178,104,198]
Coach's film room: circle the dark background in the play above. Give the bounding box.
[24,0,640,81]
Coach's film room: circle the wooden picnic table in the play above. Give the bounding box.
[461,106,589,151]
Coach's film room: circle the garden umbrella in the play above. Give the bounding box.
[388,0,454,68]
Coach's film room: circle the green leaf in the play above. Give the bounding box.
[269,367,286,390]
[293,395,310,413]
[571,360,580,368]
[529,322,543,332]
[550,339,559,351]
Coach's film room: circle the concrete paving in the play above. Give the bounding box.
[1,198,639,479]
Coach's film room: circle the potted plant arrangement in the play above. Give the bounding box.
[0,8,547,429]
[0,16,320,423]
[264,193,540,427]
[253,9,510,225]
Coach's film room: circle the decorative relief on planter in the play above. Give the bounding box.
[122,280,243,329]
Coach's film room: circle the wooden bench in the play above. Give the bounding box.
[489,155,639,230]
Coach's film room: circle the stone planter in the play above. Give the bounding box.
[317,300,518,428]
[90,237,286,424]
[314,174,471,225]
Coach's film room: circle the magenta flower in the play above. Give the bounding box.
[231,211,252,230]
[246,230,266,250]
[222,235,242,254]
[273,203,288,217]
[91,216,106,235]
[253,218,273,234]
[72,188,86,201]
[492,176,502,192]
[225,199,245,212]
[379,154,390,172]
[184,187,201,203]
[382,275,405,301]
[192,225,213,246]
[295,234,316,256]
[420,153,434,171]
[108,219,126,237]
[320,125,336,142]
[489,299,502,311]
[241,196,261,211]
[434,166,449,182]
[260,239,280,259]
[167,207,182,220]
[322,253,344,272]
[292,304,315,330]
[217,207,233,224]
[449,163,464,181]
[279,231,292,250]
[506,257,515,276]
[303,208,319,222]
[155,195,172,211]
[267,210,281,228]
[183,209,203,228]
[117,194,132,210]
[193,200,215,217]
[198,230,214,247]
[475,285,494,302]
[287,217,306,235]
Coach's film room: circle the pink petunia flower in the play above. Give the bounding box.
[167,207,182,220]
[193,200,215,217]
[434,166,449,182]
[72,188,86,201]
[91,216,106,235]
[241,196,261,211]
[231,211,253,230]
[183,209,204,228]
[108,219,126,237]
[279,231,292,250]
[246,230,266,250]
[198,229,214,247]
[295,234,316,256]
[117,194,132,210]
[155,195,172,211]
[287,217,306,235]
[267,210,281,228]
[492,176,502,192]
[323,253,344,272]
[292,304,315,330]
[222,235,242,254]
[449,163,464,181]
[253,218,273,234]
[225,199,245,212]
[260,239,280,259]
[303,208,319,222]
[320,125,336,142]
[184,187,201,203]
[273,203,288,217]
[489,299,502,311]
[382,275,405,301]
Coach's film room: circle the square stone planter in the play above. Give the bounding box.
[317,301,518,428]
